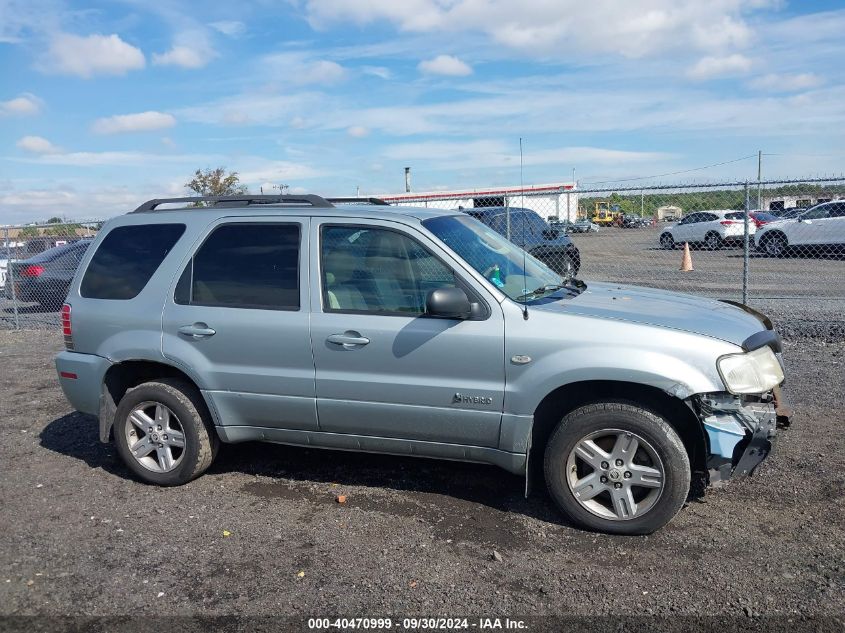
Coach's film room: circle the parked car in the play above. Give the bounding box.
[55,194,788,535]
[749,211,780,228]
[550,219,599,234]
[659,210,755,250]
[4,240,92,308]
[461,206,581,278]
[754,200,845,257]
[619,214,651,228]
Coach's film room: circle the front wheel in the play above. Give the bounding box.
[543,403,690,534]
[659,233,675,249]
[761,233,788,257]
[114,378,218,486]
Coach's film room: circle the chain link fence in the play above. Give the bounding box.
[2,178,844,331]
[382,177,845,317]
[2,221,100,329]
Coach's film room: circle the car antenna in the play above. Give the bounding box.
[520,137,529,320]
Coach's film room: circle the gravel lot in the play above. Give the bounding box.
[0,325,843,624]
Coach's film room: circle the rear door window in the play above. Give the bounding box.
[175,223,300,310]
[81,224,185,300]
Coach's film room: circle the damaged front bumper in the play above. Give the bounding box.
[695,388,791,484]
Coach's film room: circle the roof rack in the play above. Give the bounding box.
[325,197,390,206]
[131,194,335,213]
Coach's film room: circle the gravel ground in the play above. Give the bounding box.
[0,329,843,624]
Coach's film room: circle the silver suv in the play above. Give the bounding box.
[55,195,790,534]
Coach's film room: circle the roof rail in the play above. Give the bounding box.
[131,194,335,213]
[325,197,391,206]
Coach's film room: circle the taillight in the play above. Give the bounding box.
[61,303,73,350]
[21,264,45,277]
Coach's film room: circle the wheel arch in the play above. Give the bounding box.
[99,359,214,442]
[527,380,707,495]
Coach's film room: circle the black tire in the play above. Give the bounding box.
[543,403,690,535]
[659,233,675,250]
[113,378,218,486]
[704,232,723,250]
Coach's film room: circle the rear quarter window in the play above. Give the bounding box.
[80,224,185,300]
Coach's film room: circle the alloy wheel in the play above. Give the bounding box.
[565,428,665,521]
[124,401,186,473]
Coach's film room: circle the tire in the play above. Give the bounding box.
[761,233,787,257]
[113,378,219,486]
[539,252,579,278]
[543,403,690,535]
[704,232,723,250]
[659,233,675,250]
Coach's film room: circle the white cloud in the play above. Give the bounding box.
[751,72,823,92]
[15,150,221,167]
[16,135,61,154]
[153,45,208,68]
[92,111,177,134]
[263,53,346,84]
[305,0,766,58]
[418,54,472,76]
[347,125,369,137]
[44,33,145,78]
[231,161,320,184]
[687,54,753,80]
[153,29,216,69]
[381,139,669,169]
[362,65,392,79]
[1,93,43,116]
[209,20,246,37]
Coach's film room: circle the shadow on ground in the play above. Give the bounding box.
[39,412,566,531]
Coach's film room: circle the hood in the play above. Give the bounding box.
[532,282,765,347]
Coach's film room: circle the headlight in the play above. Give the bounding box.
[717,346,784,394]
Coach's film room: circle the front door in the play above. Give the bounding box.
[162,217,317,430]
[309,219,506,448]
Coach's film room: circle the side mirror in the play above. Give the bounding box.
[426,287,472,319]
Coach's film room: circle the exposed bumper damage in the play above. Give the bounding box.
[693,388,791,484]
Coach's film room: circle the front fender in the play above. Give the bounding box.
[502,305,738,416]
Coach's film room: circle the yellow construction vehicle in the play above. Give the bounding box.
[591,201,622,226]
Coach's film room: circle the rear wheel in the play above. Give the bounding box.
[114,378,218,486]
[659,233,675,250]
[544,403,690,534]
[704,232,723,250]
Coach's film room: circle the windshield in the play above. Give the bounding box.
[422,215,565,301]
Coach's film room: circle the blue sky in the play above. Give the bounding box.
[1,0,844,222]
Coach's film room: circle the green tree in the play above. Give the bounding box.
[185,167,247,205]
[46,216,63,224]
[43,223,81,236]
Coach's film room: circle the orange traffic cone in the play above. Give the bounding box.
[680,242,694,272]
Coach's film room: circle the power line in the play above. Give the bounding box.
[580,154,758,186]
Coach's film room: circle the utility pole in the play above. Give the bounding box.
[273,184,289,195]
[756,150,762,210]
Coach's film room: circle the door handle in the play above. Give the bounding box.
[178,323,216,338]
[327,331,370,348]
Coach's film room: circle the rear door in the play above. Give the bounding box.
[309,218,506,448]
[161,217,317,431]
